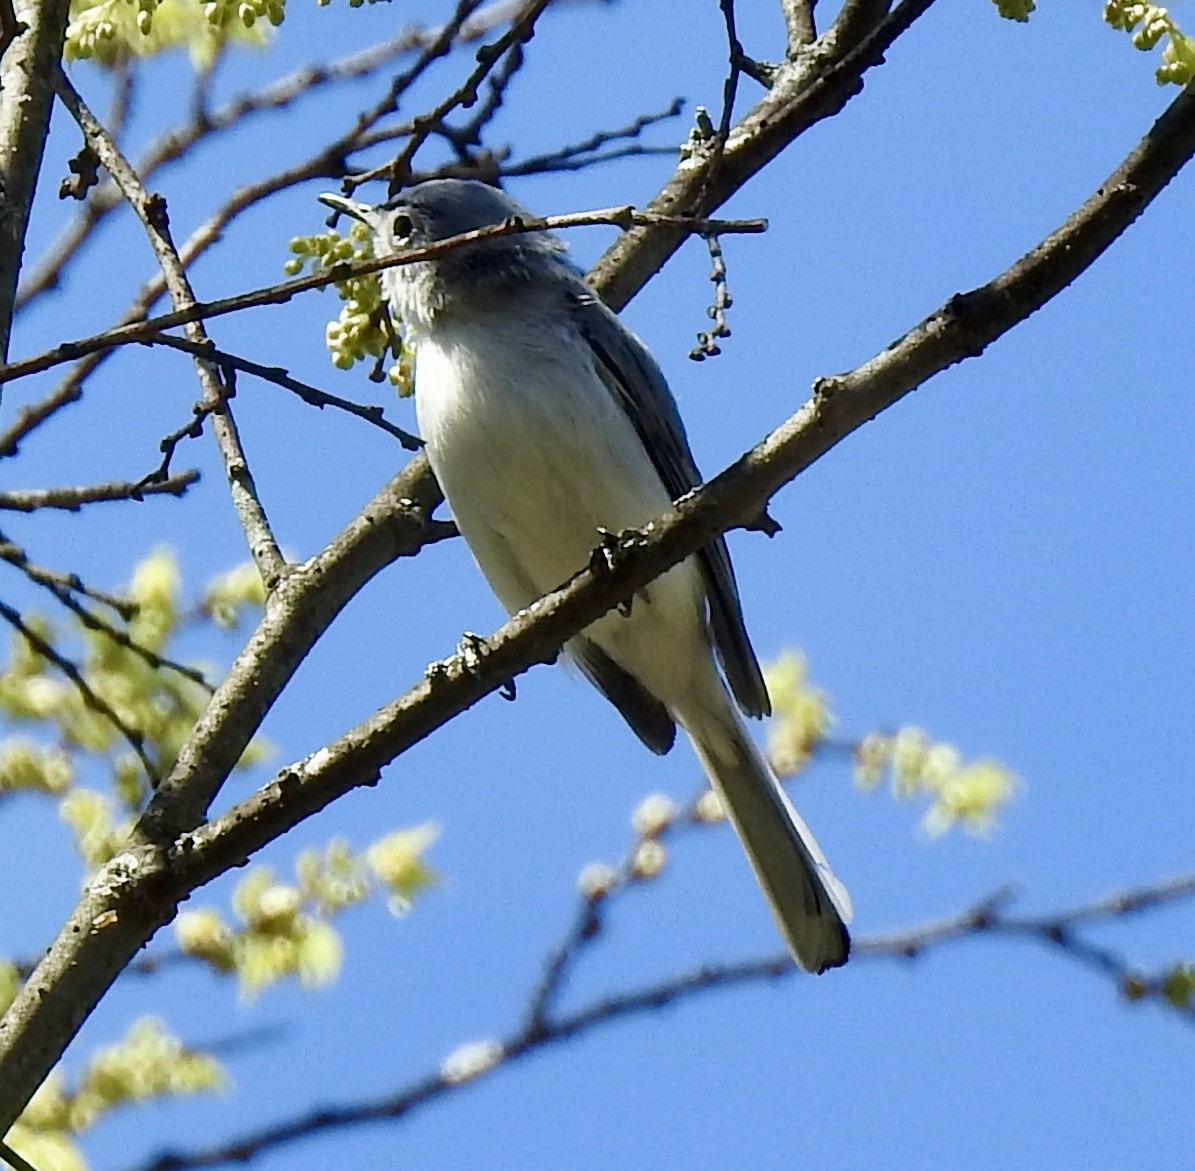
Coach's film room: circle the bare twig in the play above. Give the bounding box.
[348,0,490,175]
[384,0,552,189]
[147,335,422,450]
[0,545,136,618]
[503,97,684,175]
[0,472,198,512]
[590,0,938,309]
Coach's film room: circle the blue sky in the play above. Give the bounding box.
[3,1,1194,1168]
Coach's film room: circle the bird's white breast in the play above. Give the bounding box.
[412,307,708,708]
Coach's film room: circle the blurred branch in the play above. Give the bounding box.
[0,541,136,618]
[127,869,1195,1171]
[0,472,198,512]
[52,65,287,588]
[0,532,214,690]
[0,598,159,781]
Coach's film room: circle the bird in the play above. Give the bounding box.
[319,179,852,972]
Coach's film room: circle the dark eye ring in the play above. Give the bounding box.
[392,213,414,243]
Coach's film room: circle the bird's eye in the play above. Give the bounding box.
[392,213,414,243]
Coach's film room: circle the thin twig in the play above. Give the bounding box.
[0,472,198,512]
[147,335,422,450]
[0,208,768,390]
[503,97,684,174]
[0,543,136,618]
[385,0,552,189]
[349,0,489,170]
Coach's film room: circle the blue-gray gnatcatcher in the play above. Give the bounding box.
[320,179,851,972]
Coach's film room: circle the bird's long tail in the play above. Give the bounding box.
[684,701,852,973]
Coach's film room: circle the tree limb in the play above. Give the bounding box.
[52,65,288,587]
[0,0,73,372]
[126,870,1195,1171]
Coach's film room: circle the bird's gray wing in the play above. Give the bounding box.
[570,636,677,754]
[568,289,771,719]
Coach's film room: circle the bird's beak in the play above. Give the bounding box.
[318,193,372,223]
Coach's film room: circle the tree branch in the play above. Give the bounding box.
[146,336,422,451]
[781,0,817,51]
[52,66,288,587]
[589,0,931,308]
[127,870,1195,1171]
[0,0,72,372]
[0,471,198,511]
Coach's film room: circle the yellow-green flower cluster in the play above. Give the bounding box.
[1104,1,1195,84]
[764,651,832,777]
[0,548,269,868]
[993,0,1035,21]
[60,788,133,869]
[176,826,438,995]
[286,226,413,392]
[200,0,283,30]
[0,737,73,794]
[1159,961,1195,1008]
[201,560,267,630]
[66,0,270,68]
[7,1019,222,1171]
[855,726,1018,836]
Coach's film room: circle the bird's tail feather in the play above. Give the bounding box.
[685,705,851,974]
